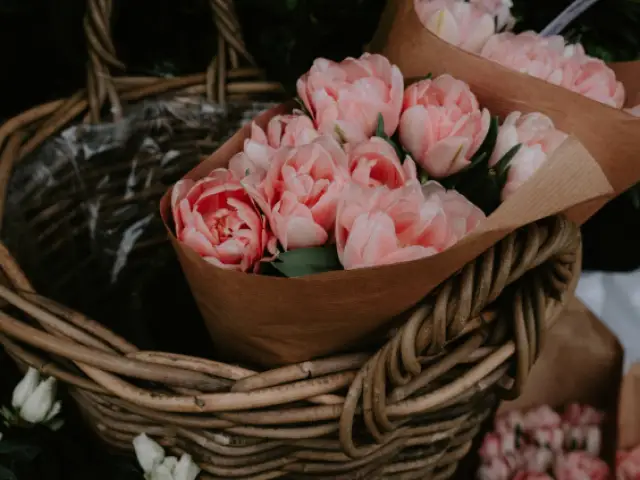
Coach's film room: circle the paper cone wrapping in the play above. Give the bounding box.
[371,0,640,224]
[160,102,612,367]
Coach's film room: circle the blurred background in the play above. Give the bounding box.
[0,0,639,478]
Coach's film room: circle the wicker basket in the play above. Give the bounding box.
[0,2,582,479]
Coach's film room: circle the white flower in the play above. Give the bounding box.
[10,368,62,426]
[133,433,200,480]
[11,368,40,410]
[19,377,58,424]
[173,454,200,480]
[134,433,165,474]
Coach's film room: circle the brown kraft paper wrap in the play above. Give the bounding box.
[160,105,612,367]
[498,296,623,472]
[371,0,640,224]
[618,362,640,450]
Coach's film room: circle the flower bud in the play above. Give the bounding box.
[11,368,40,410]
[174,453,200,480]
[133,433,165,474]
[19,377,57,424]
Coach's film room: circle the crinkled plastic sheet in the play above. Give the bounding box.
[2,98,275,352]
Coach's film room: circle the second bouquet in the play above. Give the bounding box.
[161,53,610,366]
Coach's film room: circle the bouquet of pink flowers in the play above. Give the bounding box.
[161,52,609,366]
[376,0,640,219]
[478,404,610,480]
[170,53,568,276]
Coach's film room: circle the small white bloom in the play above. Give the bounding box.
[149,463,174,480]
[173,454,200,480]
[19,377,57,424]
[11,368,40,410]
[133,433,165,474]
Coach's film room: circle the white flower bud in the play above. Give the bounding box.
[149,463,174,480]
[162,456,178,473]
[19,377,57,424]
[173,453,200,480]
[11,368,40,410]
[133,433,165,474]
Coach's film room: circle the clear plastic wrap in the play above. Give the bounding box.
[2,98,275,352]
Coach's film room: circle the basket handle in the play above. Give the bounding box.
[82,0,278,122]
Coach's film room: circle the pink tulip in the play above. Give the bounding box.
[481,32,625,108]
[346,137,417,189]
[415,0,496,53]
[403,74,481,114]
[296,53,404,143]
[469,0,515,31]
[171,169,275,272]
[252,114,320,148]
[335,181,484,269]
[489,111,568,200]
[422,181,485,247]
[242,136,350,251]
[399,78,490,178]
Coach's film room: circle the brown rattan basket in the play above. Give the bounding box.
[0,2,583,479]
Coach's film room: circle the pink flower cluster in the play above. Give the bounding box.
[415,0,629,110]
[477,404,609,480]
[171,53,561,274]
[618,444,640,479]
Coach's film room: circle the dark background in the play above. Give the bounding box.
[0,0,639,478]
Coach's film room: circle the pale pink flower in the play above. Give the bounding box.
[415,0,496,53]
[296,53,404,143]
[171,169,275,272]
[489,111,568,200]
[522,405,562,432]
[554,452,610,480]
[346,137,417,189]
[470,0,516,31]
[242,136,350,251]
[252,114,320,148]
[335,181,484,269]
[481,32,626,108]
[399,76,491,178]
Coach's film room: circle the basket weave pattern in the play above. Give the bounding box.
[0,3,582,479]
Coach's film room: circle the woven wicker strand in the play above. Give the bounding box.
[0,2,582,479]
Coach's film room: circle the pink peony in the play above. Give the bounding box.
[242,136,350,251]
[414,0,496,53]
[296,53,404,143]
[399,76,491,178]
[489,111,568,200]
[554,452,610,480]
[481,32,625,108]
[422,181,486,246]
[251,114,320,149]
[346,137,417,189]
[403,74,481,114]
[335,181,484,269]
[560,46,625,108]
[470,0,515,31]
[171,169,274,272]
[522,405,562,432]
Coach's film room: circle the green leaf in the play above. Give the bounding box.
[469,116,499,169]
[420,73,433,81]
[286,0,298,10]
[0,465,17,480]
[270,246,343,277]
[375,113,385,138]
[494,143,522,180]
